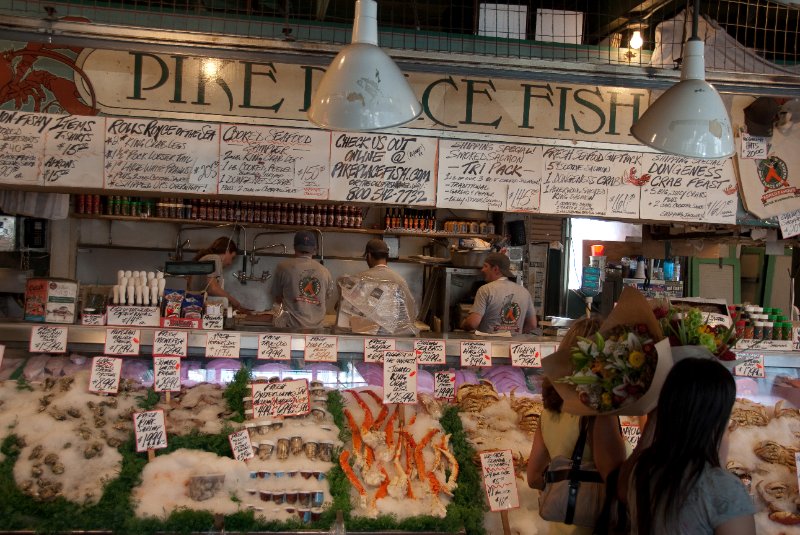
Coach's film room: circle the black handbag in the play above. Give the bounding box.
[538,416,606,527]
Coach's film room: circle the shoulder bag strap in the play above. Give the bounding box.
[565,416,593,525]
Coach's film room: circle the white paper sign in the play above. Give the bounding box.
[251,379,310,418]
[434,371,456,400]
[621,424,641,450]
[89,356,122,394]
[153,330,188,357]
[0,110,48,186]
[206,331,241,358]
[228,429,254,461]
[460,341,493,367]
[43,115,105,188]
[106,306,160,327]
[364,338,396,363]
[104,328,141,356]
[414,339,447,365]
[778,207,800,239]
[479,449,520,512]
[258,334,292,360]
[153,356,181,392]
[740,133,768,160]
[133,409,168,452]
[734,353,766,378]
[30,325,68,354]
[383,351,418,404]
[304,335,338,362]
[509,343,542,367]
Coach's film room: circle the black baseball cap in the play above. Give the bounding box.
[485,252,515,278]
[294,230,317,253]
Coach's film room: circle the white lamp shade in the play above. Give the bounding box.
[307,0,422,131]
[630,40,734,159]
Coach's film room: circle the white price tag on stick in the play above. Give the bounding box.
[30,325,68,354]
[383,351,418,404]
[89,356,122,394]
[229,429,254,461]
[153,356,181,392]
[479,449,520,512]
[133,409,168,453]
[434,371,456,400]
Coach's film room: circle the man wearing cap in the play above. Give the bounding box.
[359,238,417,321]
[271,230,334,329]
[461,252,537,335]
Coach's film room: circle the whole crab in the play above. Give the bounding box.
[729,398,770,430]
[754,440,799,471]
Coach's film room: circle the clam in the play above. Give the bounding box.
[66,407,82,418]
[28,445,43,460]
[30,463,43,477]
[43,453,59,466]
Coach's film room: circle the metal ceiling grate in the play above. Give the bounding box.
[1,0,799,75]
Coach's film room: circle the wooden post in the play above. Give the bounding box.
[500,510,511,535]
[147,449,155,462]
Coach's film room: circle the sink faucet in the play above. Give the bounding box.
[173,238,191,261]
[235,242,286,283]
[173,223,248,283]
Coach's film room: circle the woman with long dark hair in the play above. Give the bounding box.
[189,236,248,312]
[620,358,755,534]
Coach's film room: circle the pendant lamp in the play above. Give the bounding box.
[307,0,422,131]
[630,0,734,159]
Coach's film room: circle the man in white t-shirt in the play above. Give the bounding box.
[461,252,537,334]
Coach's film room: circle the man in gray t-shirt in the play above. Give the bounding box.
[461,252,536,334]
[271,231,334,329]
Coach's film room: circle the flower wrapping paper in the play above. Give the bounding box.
[542,287,673,416]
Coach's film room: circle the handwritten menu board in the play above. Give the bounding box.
[329,133,437,206]
[228,429,254,461]
[434,371,456,400]
[153,356,181,392]
[540,147,640,218]
[479,450,519,511]
[509,343,541,367]
[251,379,310,418]
[258,334,292,360]
[104,328,140,356]
[206,332,241,358]
[153,330,188,357]
[104,118,219,193]
[639,154,737,224]
[414,339,446,365]
[364,338,395,363]
[133,410,168,452]
[460,341,493,367]
[218,125,329,198]
[438,140,542,211]
[383,351,418,404]
[0,110,49,186]
[89,356,122,394]
[30,325,68,354]
[304,335,337,362]
[43,115,104,188]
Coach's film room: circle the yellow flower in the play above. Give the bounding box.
[601,392,612,406]
[628,350,645,368]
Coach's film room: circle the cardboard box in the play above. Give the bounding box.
[24,278,78,324]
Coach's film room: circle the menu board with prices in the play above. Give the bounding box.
[304,335,338,362]
[133,409,168,452]
[434,371,456,400]
[460,341,493,367]
[43,115,105,188]
[438,140,542,212]
[258,334,292,360]
[251,379,310,418]
[206,332,241,358]
[104,328,140,356]
[104,118,219,193]
[639,154,737,224]
[364,338,396,363]
[329,133,437,206]
[218,125,329,198]
[0,110,49,186]
[479,450,519,512]
[228,429,254,461]
[414,339,446,365]
[383,351,418,404]
[30,325,68,354]
[89,356,122,394]
[153,356,181,392]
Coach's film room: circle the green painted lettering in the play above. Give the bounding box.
[606,91,644,135]
[240,61,284,112]
[520,83,553,130]
[459,79,501,128]
[299,65,325,112]
[422,76,458,128]
[170,56,186,104]
[128,52,169,101]
[555,86,571,131]
[572,87,605,135]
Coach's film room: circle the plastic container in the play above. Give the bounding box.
[753,321,764,340]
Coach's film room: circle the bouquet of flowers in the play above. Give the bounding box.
[653,300,739,363]
[564,324,660,412]
[543,288,673,416]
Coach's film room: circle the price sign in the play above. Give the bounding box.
[258,334,292,360]
[228,429,254,461]
[304,335,338,362]
[106,305,160,326]
[434,371,456,400]
[383,351,417,404]
[133,409,168,452]
[89,356,122,394]
[740,133,768,160]
[30,325,68,354]
[621,424,641,450]
[460,341,493,367]
[104,328,140,356]
[479,449,519,512]
[509,343,541,367]
[734,353,766,378]
[414,339,446,365]
[364,338,396,363]
[206,332,241,358]
[251,379,310,418]
[153,330,188,357]
[778,207,800,239]
[153,356,181,392]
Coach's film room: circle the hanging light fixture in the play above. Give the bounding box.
[629,29,643,50]
[307,0,422,131]
[630,0,733,159]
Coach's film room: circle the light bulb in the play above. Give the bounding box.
[629,30,643,50]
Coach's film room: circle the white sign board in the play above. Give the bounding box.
[228,429,254,461]
[251,379,310,418]
[133,409,168,452]
[104,328,141,356]
[30,325,68,354]
[206,332,241,358]
[153,330,188,358]
[304,335,338,362]
[479,449,520,512]
[414,339,447,365]
[460,341,493,367]
[434,371,456,400]
[153,356,181,392]
[364,338,396,363]
[258,334,292,360]
[89,356,122,394]
[383,350,418,404]
[509,343,542,367]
